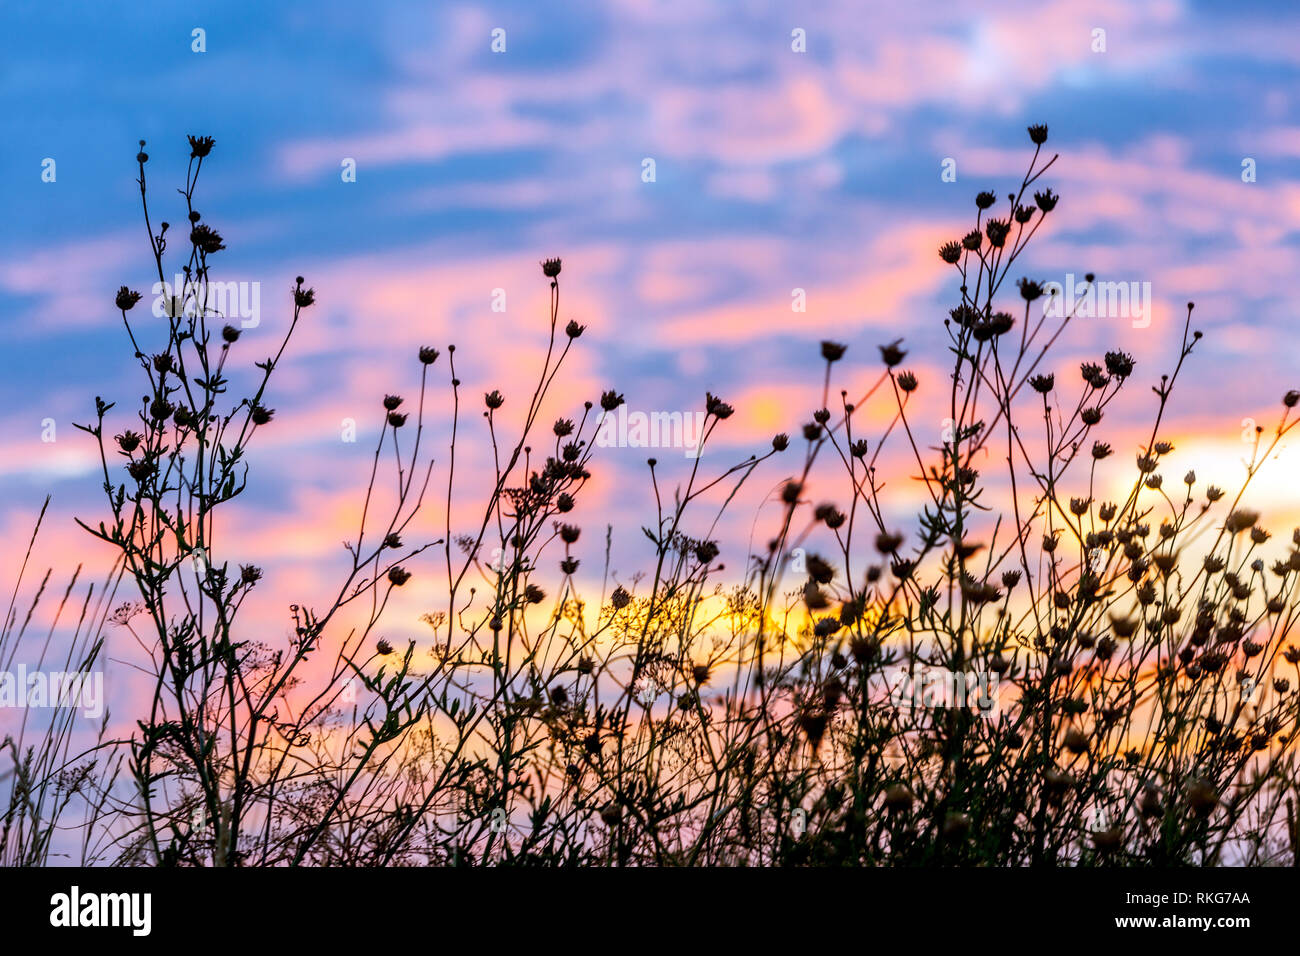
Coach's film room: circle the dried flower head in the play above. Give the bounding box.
[705,392,733,419]
[1018,278,1045,301]
[115,286,142,311]
[1105,350,1135,379]
[820,341,847,362]
[985,218,1010,248]
[878,339,907,367]
[190,224,225,255]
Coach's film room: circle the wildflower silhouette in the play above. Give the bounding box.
[4,127,1300,867]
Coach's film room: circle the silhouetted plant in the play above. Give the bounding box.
[7,128,1299,867]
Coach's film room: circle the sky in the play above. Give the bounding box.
[4,0,1300,716]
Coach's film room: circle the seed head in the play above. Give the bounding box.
[806,554,835,584]
[875,531,903,554]
[190,224,225,255]
[115,286,143,311]
[1018,278,1044,301]
[116,431,143,453]
[1225,509,1260,534]
[705,392,733,419]
[1081,362,1108,389]
[878,339,906,368]
[985,218,1010,248]
[820,340,847,362]
[1104,350,1134,379]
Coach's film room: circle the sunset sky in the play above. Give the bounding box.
[4,0,1300,712]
